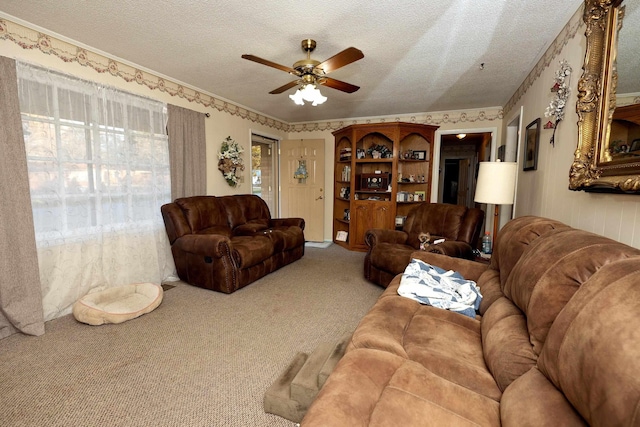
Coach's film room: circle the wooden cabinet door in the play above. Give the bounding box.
[352,201,394,248]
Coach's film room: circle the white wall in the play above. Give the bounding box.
[504,6,640,248]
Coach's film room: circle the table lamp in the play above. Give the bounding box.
[474,160,517,243]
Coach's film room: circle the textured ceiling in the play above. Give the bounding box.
[0,0,584,123]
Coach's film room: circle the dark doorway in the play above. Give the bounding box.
[438,132,491,209]
[443,160,460,204]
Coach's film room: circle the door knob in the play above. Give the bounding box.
[316,195,324,200]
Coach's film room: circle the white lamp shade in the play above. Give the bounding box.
[474,161,517,205]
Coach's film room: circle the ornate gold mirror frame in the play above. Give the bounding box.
[569,0,640,192]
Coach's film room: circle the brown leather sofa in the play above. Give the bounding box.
[364,202,484,287]
[161,195,305,293]
[302,216,640,426]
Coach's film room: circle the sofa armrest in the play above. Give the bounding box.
[409,251,488,282]
[161,202,191,244]
[426,241,474,259]
[270,217,305,230]
[173,233,232,258]
[365,229,409,248]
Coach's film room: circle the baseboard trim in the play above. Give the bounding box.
[304,241,332,248]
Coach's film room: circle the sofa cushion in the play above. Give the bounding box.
[268,226,305,252]
[404,203,469,248]
[232,221,269,236]
[349,278,502,401]
[302,348,501,426]
[489,216,569,290]
[219,194,271,229]
[481,296,536,392]
[401,305,502,401]
[503,227,640,355]
[175,196,229,234]
[348,284,416,358]
[368,242,415,275]
[230,235,274,268]
[476,268,503,314]
[500,368,586,426]
[198,226,232,237]
[537,258,640,426]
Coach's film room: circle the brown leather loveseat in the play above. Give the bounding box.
[161,195,305,293]
[364,202,484,287]
[302,216,640,426]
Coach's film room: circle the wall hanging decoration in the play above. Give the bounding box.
[218,136,245,187]
[544,59,572,147]
[294,159,309,182]
[523,118,541,171]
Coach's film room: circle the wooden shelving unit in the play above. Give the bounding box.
[332,122,438,251]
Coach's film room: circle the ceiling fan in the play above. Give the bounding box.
[242,39,364,97]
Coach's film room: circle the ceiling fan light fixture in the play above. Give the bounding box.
[243,39,363,101]
[289,88,305,105]
[290,84,327,106]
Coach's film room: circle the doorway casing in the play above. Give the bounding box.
[432,127,498,236]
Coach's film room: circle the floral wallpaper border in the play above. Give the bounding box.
[288,108,504,133]
[617,94,640,107]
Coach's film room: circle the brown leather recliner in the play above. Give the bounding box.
[161,195,305,293]
[364,202,484,287]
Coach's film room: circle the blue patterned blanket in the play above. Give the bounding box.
[398,258,482,318]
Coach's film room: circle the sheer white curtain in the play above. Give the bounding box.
[17,63,175,321]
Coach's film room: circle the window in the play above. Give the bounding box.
[18,65,170,244]
[16,63,173,321]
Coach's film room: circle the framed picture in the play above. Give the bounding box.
[523,118,540,171]
[335,231,348,242]
[414,190,426,201]
[413,150,427,160]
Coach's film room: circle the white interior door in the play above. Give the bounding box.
[280,139,325,242]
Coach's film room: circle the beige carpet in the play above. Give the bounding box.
[0,244,383,426]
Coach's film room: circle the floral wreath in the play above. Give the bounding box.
[217,136,245,187]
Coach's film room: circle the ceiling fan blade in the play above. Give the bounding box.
[241,54,299,75]
[316,47,364,74]
[320,77,360,93]
[269,80,300,94]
